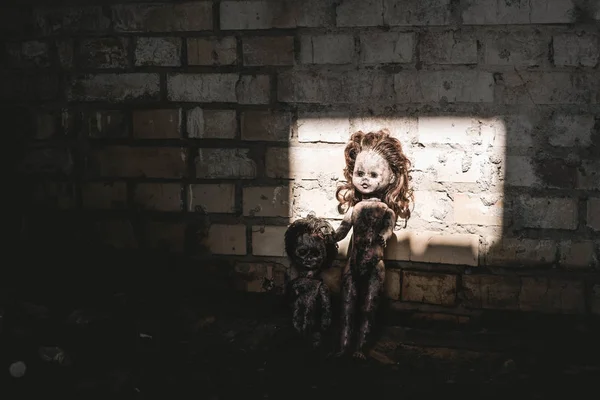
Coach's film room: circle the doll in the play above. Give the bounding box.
[284,214,338,347]
[333,129,413,359]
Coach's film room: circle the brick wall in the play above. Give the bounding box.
[5,0,600,318]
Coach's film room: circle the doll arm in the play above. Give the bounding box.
[334,208,353,242]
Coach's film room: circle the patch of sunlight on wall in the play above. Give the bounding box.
[286,115,507,267]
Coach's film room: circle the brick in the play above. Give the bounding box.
[92,220,138,249]
[401,271,457,306]
[252,226,287,257]
[206,224,246,255]
[78,38,129,69]
[336,0,383,27]
[19,148,73,176]
[220,0,333,30]
[553,33,599,67]
[187,108,237,139]
[132,109,181,139]
[87,146,187,178]
[243,186,289,217]
[4,41,50,68]
[410,147,486,183]
[385,230,411,261]
[187,37,237,66]
[189,184,236,213]
[485,238,557,266]
[0,71,58,101]
[462,275,520,310]
[278,70,394,104]
[409,231,479,266]
[241,111,291,141]
[417,116,480,145]
[420,31,477,64]
[592,284,600,315]
[548,114,594,147]
[236,75,271,104]
[81,182,127,209]
[500,72,598,105]
[588,198,600,231]
[351,114,416,140]
[412,190,453,223]
[143,221,186,253]
[34,112,58,140]
[135,37,181,67]
[195,148,256,179]
[133,183,182,212]
[81,110,128,138]
[34,6,110,35]
[501,113,543,148]
[516,196,578,230]
[299,34,354,64]
[578,160,600,189]
[462,0,531,24]
[243,36,294,66]
[359,32,414,64]
[384,269,401,300]
[530,0,576,23]
[112,2,212,32]
[57,39,74,69]
[292,184,339,219]
[395,71,494,103]
[68,73,160,102]
[31,181,76,209]
[559,240,596,268]
[297,111,350,143]
[234,263,286,293]
[482,29,549,67]
[454,193,503,226]
[384,0,451,26]
[505,156,540,187]
[265,146,345,179]
[519,277,585,314]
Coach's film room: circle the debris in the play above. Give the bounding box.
[9,361,26,378]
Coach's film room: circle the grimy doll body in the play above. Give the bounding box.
[334,130,412,359]
[284,215,338,347]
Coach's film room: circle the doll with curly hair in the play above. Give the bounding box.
[334,129,413,359]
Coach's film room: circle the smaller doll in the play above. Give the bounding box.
[334,129,413,359]
[284,214,338,347]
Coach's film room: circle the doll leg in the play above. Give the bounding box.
[335,260,356,356]
[353,261,385,360]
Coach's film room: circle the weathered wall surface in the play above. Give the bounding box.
[4,0,600,319]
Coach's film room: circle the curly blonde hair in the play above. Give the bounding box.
[335,129,413,224]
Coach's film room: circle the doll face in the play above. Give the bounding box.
[352,150,393,196]
[293,233,326,270]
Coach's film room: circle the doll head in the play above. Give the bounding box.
[336,129,413,223]
[284,214,338,272]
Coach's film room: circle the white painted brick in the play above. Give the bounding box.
[336,0,383,27]
[252,226,287,257]
[517,196,578,230]
[454,193,504,226]
[207,224,246,255]
[241,111,291,141]
[505,156,539,187]
[196,148,257,179]
[501,72,598,105]
[409,231,479,266]
[412,190,453,223]
[359,32,414,64]
[411,147,486,183]
[462,0,531,25]
[299,34,354,64]
[297,111,350,143]
[351,115,416,141]
[168,74,237,102]
[243,186,290,217]
[220,0,333,29]
[420,31,477,64]
[485,238,556,266]
[482,29,549,67]
[67,74,160,102]
[560,240,597,268]
[112,2,213,32]
[189,184,236,213]
[553,33,599,67]
[187,108,237,139]
[417,116,480,145]
[292,184,340,219]
[236,75,271,104]
[549,114,594,147]
[530,0,576,23]
[265,146,345,179]
[395,71,494,103]
[578,160,600,190]
[384,0,451,26]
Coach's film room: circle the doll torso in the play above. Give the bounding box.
[349,199,392,274]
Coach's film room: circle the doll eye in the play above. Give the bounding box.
[370,172,378,178]
[356,171,364,177]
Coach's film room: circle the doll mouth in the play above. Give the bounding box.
[361,184,370,189]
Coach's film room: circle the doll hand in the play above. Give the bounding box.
[377,235,387,248]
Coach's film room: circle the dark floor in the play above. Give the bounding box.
[1,284,600,400]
